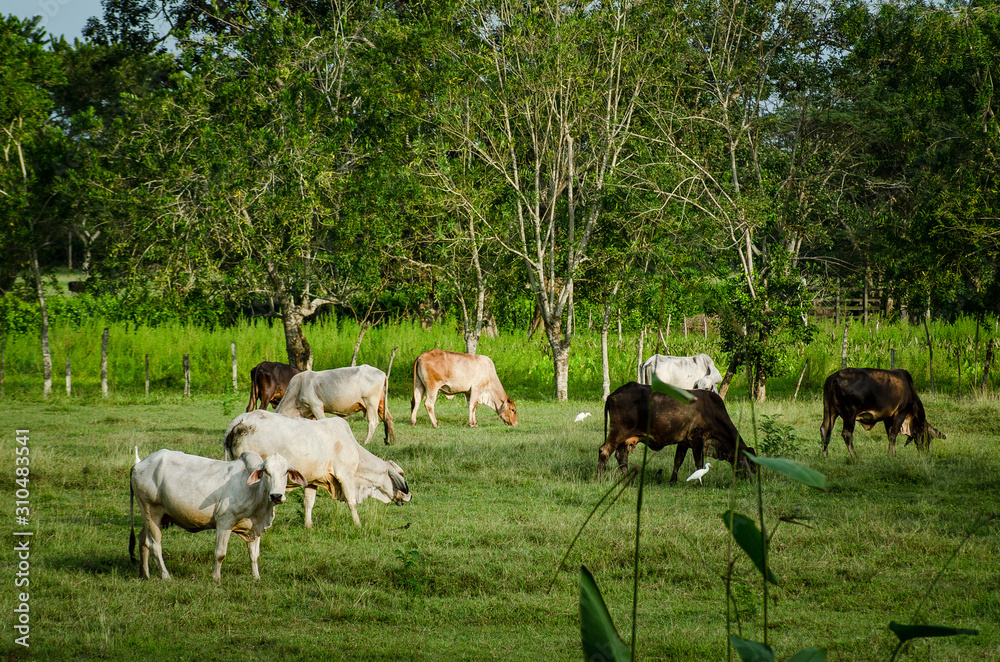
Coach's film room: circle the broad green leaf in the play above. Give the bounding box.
[787,648,827,662]
[722,511,779,585]
[744,452,827,491]
[651,376,697,403]
[580,566,631,662]
[889,622,978,643]
[728,635,775,662]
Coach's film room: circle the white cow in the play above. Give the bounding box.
[129,448,307,581]
[640,353,723,391]
[410,349,518,427]
[274,365,395,445]
[224,410,411,527]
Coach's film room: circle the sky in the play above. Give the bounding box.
[1,0,107,43]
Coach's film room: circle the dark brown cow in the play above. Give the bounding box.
[820,368,945,458]
[245,362,302,413]
[597,382,754,483]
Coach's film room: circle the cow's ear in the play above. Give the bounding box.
[286,468,308,487]
[247,467,265,486]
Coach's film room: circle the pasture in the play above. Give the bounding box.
[1,386,998,660]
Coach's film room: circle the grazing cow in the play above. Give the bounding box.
[820,368,945,458]
[639,353,723,391]
[129,448,307,581]
[598,382,754,483]
[245,361,301,412]
[225,410,411,527]
[410,349,518,428]
[274,365,395,445]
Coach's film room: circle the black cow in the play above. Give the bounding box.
[245,361,302,413]
[598,382,754,483]
[820,368,945,458]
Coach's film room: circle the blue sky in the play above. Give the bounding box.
[2,0,106,43]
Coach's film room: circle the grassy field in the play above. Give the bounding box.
[1,386,997,660]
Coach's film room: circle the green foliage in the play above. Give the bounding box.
[580,565,631,662]
[722,510,780,586]
[393,548,434,595]
[756,414,806,458]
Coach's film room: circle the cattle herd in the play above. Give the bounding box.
[128,348,945,581]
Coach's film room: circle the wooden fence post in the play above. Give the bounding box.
[66,355,71,396]
[101,327,109,397]
[617,308,622,342]
[792,359,808,402]
[637,328,645,382]
[982,340,994,393]
[840,322,849,369]
[145,354,150,397]
[923,317,935,394]
[184,354,191,397]
[231,341,238,391]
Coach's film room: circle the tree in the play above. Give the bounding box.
[430,0,674,399]
[98,6,388,369]
[0,16,70,396]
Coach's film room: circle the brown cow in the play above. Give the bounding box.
[598,382,754,483]
[820,367,945,458]
[245,362,301,413]
[410,349,517,427]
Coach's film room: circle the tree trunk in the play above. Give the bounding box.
[601,302,613,401]
[30,248,52,397]
[280,300,313,371]
[551,338,570,401]
[717,352,742,400]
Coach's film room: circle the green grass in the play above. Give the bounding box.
[1,390,997,660]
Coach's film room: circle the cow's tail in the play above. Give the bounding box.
[129,448,138,564]
[381,372,396,445]
[246,365,259,413]
[410,356,420,414]
[223,426,240,461]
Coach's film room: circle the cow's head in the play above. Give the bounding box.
[499,398,518,426]
[387,461,412,505]
[900,400,946,451]
[248,453,308,504]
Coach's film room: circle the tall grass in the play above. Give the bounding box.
[3,314,998,402]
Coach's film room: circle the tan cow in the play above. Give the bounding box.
[410,349,518,427]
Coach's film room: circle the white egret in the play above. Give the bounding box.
[574,412,592,423]
[686,463,711,484]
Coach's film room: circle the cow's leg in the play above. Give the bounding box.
[259,385,275,412]
[841,416,857,460]
[212,528,232,582]
[363,404,379,445]
[885,418,902,457]
[670,445,688,484]
[820,418,833,458]
[142,509,169,579]
[246,536,261,580]
[138,526,151,579]
[466,390,478,427]
[303,485,318,529]
[411,378,425,426]
[337,475,362,526]
[424,387,441,428]
[307,399,326,421]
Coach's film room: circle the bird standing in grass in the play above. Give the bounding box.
[686,463,711,485]
[574,412,592,423]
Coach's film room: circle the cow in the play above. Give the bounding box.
[639,353,723,391]
[129,448,307,581]
[245,361,301,412]
[820,368,945,458]
[410,349,518,428]
[224,410,411,528]
[274,365,395,445]
[597,381,754,483]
